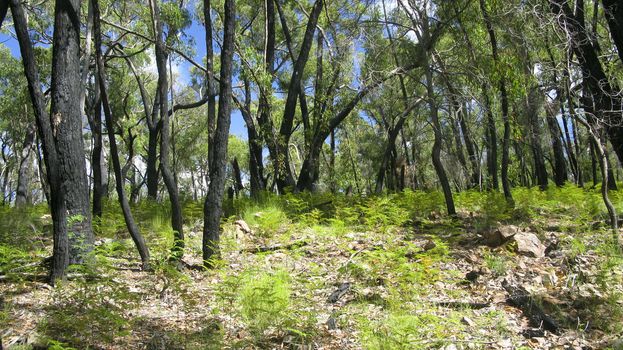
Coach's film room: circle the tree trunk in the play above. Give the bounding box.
[146,125,159,200]
[480,0,512,203]
[90,72,105,217]
[551,0,623,163]
[602,0,623,63]
[150,0,184,259]
[93,0,150,268]
[204,0,217,168]
[15,123,35,206]
[232,157,243,196]
[12,0,93,282]
[483,90,499,190]
[50,0,94,266]
[275,0,323,193]
[546,108,568,186]
[203,0,235,266]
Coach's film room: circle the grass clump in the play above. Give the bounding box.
[39,271,139,348]
[359,311,465,349]
[217,268,315,346]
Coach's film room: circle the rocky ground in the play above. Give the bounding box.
[2,208,623,349]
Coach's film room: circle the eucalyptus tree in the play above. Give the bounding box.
[92,0,150,268]
[203,0,235,266]
[10,0,94,282]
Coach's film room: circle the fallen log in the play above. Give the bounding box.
[240,240,308,254]
[502,279,560,334]
[432,300,490,309]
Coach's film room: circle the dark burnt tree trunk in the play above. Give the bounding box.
[12,0,93,282]
[93,0,150,268]
[204,0,217,168]
[481,0,513,203]
[545,105,568,186]
[275,0,323,193]
[232,157,244,196]
[203,0,235,266]
[602,0,623,64]
[51,0,94,265]
[150,0,184,259]
[551,0,623,163]
[146,126,159,200]
[240,78,264,198]
[15,123,35,206]
[0,1,8,28]
[482,90,499,190]
[89,71,106,218]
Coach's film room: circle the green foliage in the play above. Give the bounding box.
[484,252,509,277]
[241,203,290,238]
[217,269,315,346]
[40,270,139,348]
[359,311,465,349]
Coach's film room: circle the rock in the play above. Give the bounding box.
[483,225,519,247]
[234,220,252,234]
[612,338,623,350]
[512,232,546,258]
[423,240,437,251]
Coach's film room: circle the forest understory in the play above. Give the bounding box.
[1,187,622,350]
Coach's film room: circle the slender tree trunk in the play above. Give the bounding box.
[90,73,105,217]
[146,126,159,200]
[15,123,35,206]
[232,157,243,196]
[602,0,623,64]
[150,0,184,259]
[93,0,150,268]
[276,0,323,193]
[480,0,512,203]
[546,108,568,186]
[482,90,499,190]
[203,0,235,265]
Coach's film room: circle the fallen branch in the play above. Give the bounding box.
[432,300,490,309]
[502,279,560,334]
[240,240,308,254]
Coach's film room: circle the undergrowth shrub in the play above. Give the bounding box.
[358,311,464,349]
[217,269,315,346]
[242,203,290,238]
[40,261,138,348]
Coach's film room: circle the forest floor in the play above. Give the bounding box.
[1,187,623,349]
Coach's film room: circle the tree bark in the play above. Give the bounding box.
[545,105,568,186]
[551,0,623,163]
[203,0,235,266]
[12,0,93,282]
[93,0,150,268]
[275,0,323,193]
[90,72,106,217]
[602,0,623,63]
[480,0,512,203]
[204,0,217,168]
[51,0,95,265]
[150,0,184,259]
[15,123,35,206]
